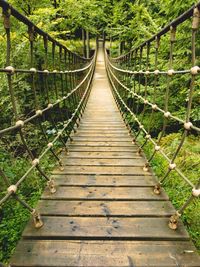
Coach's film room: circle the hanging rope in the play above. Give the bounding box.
[0,0,96,228]
[106,3,200,230]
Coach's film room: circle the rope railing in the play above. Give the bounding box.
[0,0,96,228]
[106,3,200,230]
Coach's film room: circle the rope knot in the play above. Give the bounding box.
[167,69,175,76]
[190,66,199,75]
[152,104,157,110]
[36,110,43,116]
[30,68,37,73]
[154,69,160,75]
[169,163,176,170]
[184,122,193,130]
[58,131,62,136]
[15,120,24,128]
[43,69,49,74]
[192,188,200,197]
[164,111,171,118]
[155,145,160,151]
[5,66,15,74]
[32,158,40,166]
[47,142,53,148]
[48,103,53,109]
[7,185,17,194]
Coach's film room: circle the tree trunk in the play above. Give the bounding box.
[82,29,86,57]
[119,41,125,55]
[86,30,90,58]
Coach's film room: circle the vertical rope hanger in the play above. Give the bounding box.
[106,4,200,230]
[2,7,47,228]
[0,1,95,229]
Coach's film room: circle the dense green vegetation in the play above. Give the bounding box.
[140,133,200,250]
[0,0,199,264]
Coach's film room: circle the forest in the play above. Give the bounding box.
[0,0,199,264]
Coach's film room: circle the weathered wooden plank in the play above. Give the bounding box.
[38,200,175,217]
[53,165,149,175]
[69,141,133,146]
[81,119,124,122]
[72,137,133,141]
[61,151,141,158]
[78,122,125,125]
[72,133,131,137]
[23,217,189,240]
[51,174,156,186]
[76,130,129,133]
[61,158,145,166]
[79,122,125,125]
[42,186,168,200]
[79,124,126,130]
[68,146,137,152]
[78,127,128,131]
[10,240,200,267]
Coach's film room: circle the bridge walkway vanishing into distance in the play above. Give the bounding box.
[9,45,200,266]
[0,0,199,266]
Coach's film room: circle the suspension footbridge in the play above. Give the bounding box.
[0,0,199,266]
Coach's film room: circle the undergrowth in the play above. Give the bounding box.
[139,132,200,252]
[0,151,55,264]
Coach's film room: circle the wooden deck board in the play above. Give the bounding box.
[52,166,150,175]
[10,240,200,267]
[68,146,138,152]
[51,174,156,186]
[10,44,200,266]
[60,151,142,158]
[23,217,189,241]
[61,158,145,166]
[38,200,175,217]
[41,186,168,201]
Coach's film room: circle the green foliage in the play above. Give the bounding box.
[0,0,199,263]
[138,133,200,251]
[0,149,55,263]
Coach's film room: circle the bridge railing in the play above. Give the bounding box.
[0,0,96,228]
[106,2,200,230]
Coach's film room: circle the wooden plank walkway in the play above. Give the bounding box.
[10,44,200,266]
